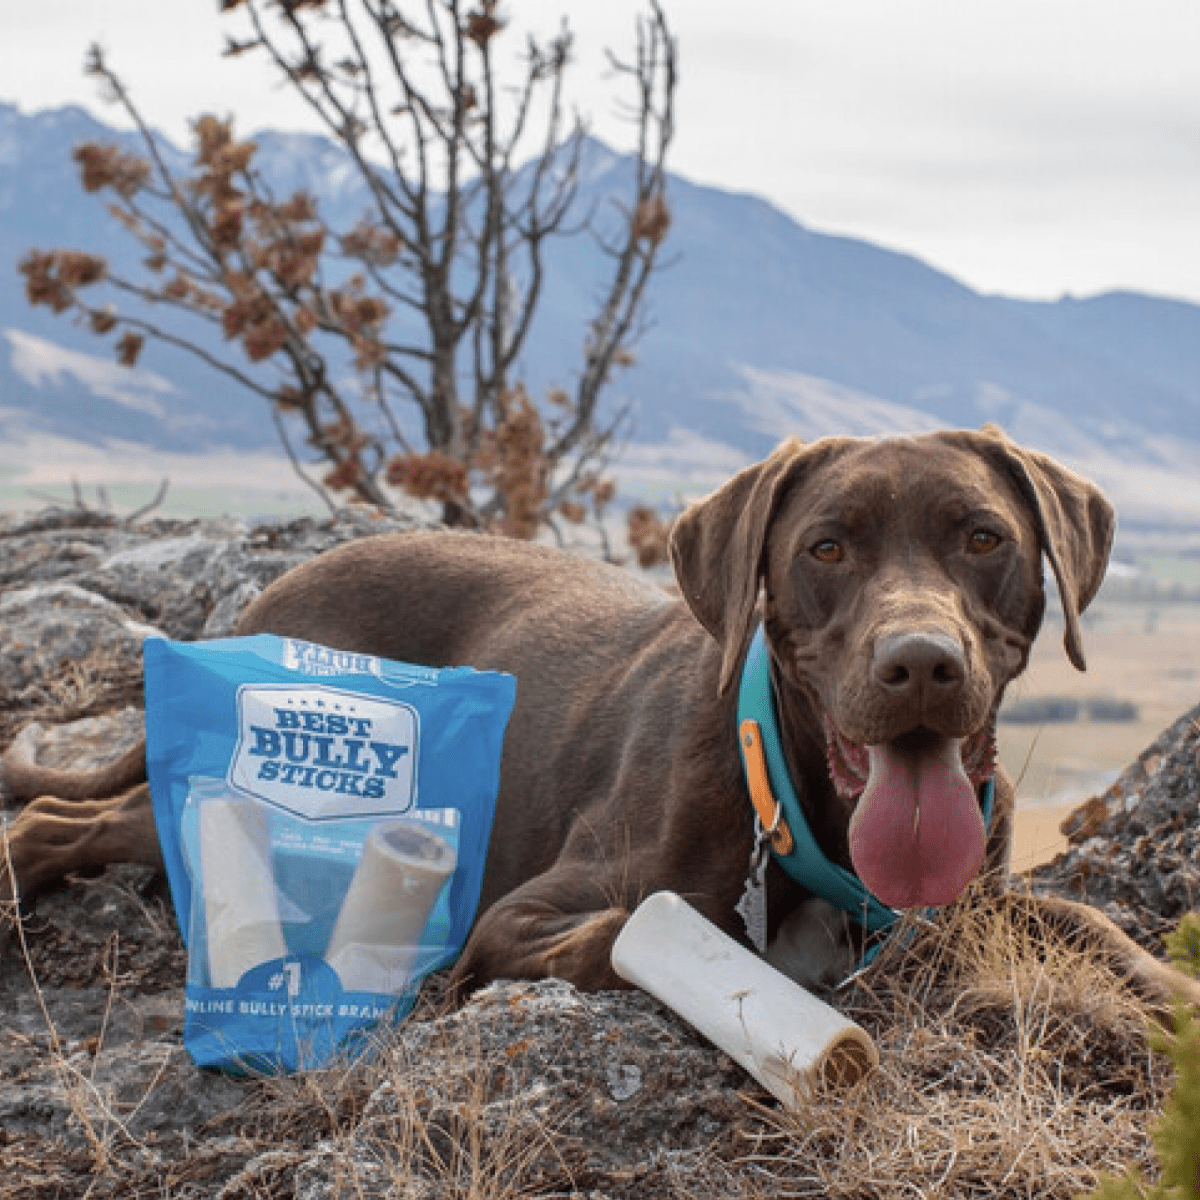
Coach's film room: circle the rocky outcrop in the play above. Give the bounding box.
[1031,701,1200,950]
[0,505,1190,1199]
[0,506,419,746]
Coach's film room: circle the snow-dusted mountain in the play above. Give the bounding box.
[3,101,1199,520]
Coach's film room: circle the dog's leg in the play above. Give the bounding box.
[1017,892,1200,1014]
[449,871,633,995]
[1,785,162,914]
[765,898,857,991]
[973,771,1197,1011]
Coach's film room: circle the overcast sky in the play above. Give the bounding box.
[3,0,1198,303]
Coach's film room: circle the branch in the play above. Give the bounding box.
[550,0,675,464]
[124,479,171,523]
[77,297,282,405]
[269,400,341,517]
[84,48,218,262]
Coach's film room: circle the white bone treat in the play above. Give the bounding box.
[610,891,878,1109]
[325,818,458,994]
[198,795,288,988]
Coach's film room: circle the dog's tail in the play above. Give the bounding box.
[1,729,148,802]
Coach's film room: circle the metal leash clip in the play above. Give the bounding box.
[735,814,773,954]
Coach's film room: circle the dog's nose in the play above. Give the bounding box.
[871,632,966,697]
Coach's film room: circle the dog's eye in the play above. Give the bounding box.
[968,529,1002,555]
[811,539,844,564]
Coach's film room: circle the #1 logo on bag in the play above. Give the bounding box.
[229,684,419,820]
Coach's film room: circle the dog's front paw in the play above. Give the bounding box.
[765,898,857,991]
[451,901,631,998]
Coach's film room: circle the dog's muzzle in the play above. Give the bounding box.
[827,721,996,910]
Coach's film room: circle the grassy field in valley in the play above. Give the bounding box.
[1004,596,1200,869]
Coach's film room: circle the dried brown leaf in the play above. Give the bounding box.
[115,330,144,367]
[386,451,469,504]
[626,505,673,568]
[73,142,150,198]
[632,193,671,246]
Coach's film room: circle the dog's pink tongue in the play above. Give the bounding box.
[847,737,986,909]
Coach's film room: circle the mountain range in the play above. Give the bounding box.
[2,100,1199,524]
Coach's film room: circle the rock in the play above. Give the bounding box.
[6,707,145,774]
[0,506,424,745]
[0,1011,244,1145]
[219,979,749,1200]
[0,583,162,698]
[0,508,423,648]
[0,504,764,1197]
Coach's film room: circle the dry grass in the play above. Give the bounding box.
[224,995,576,1199]
[200,890,1171,1200]
[0,644,143,748]
[4,836,146,1176]
[737,890,1166,1199]
[0,884,1171,1198]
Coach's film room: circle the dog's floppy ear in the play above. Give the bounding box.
[670,437,817,694]
[978,424,1115,671]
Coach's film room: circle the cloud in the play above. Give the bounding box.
[4,328,175,416]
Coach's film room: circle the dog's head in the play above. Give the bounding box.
[670,426,1114,910]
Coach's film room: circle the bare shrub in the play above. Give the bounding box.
[20,1,677,542]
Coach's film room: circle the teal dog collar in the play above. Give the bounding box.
[736,627,995,942]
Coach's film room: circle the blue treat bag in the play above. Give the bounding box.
[143,634,516,1074]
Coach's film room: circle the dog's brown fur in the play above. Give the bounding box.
[3,428,1198,1008]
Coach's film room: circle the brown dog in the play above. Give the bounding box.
[3,428,1198,1007]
